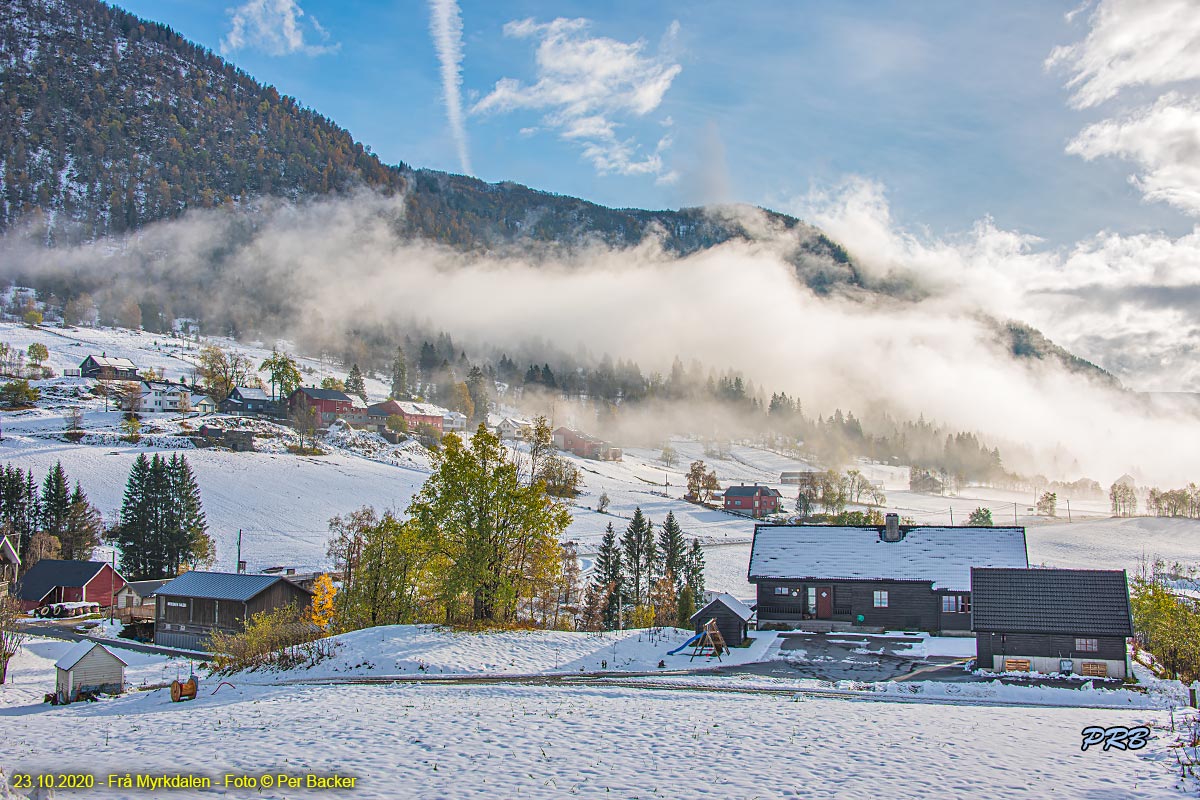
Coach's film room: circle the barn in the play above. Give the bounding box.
[971,568,1134,679]
[690,593,753,647]
[55,641,127,702]
[749,515,1028,633]
[16,559,127,613]
[154,571,313,651]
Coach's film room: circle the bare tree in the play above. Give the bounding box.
[0,596,27,684]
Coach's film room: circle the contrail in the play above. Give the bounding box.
[429,0,472,175]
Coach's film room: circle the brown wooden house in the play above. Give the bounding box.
[154,571,313,651]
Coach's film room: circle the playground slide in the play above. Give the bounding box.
[667,633,705,656]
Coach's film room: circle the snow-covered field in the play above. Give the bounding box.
[1,632,1194,799]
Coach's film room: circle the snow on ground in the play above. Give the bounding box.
[0,674,1187,799]
[243,625,777,682]
[0,636,189,709]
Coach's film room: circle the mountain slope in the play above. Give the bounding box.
[0,0,856,290]
[0,0,1115,383]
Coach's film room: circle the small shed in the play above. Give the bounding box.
[55,641,127,701]
[690,593,753,647]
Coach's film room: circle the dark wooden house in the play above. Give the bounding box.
[16,559,127,613]
[749,515,1028,633]
[79,354,138,380]
[971,568,1133,679]
[221,386,278,416]
[154,571,313,651]
[724,484,783,517]
[690,593,753,647]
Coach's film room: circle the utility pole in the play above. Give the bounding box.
[618,590,623,631]
[1013,503,1018,526]
[236,529,243,573]
[949,507,954,525]
[109,549,115,623]
[1066,499,1072,523]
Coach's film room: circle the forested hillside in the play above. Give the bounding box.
[0,0,856,290]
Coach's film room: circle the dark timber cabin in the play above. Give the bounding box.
[971,568,1133,679]
[749,514,1028,633]
[154,571,313,651]
[690,593,754,647]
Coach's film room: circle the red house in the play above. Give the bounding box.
[552,427,622,461]
[287,387,355,425]
[16,559,127,612]
[365,400,446,433]
[723,484,783,518]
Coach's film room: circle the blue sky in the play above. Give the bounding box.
[116,0,1195,247]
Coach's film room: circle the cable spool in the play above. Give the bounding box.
[170,676,198,702]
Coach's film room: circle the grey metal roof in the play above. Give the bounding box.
[156,571,310,602]
[16,560,110,603]
[748,525,1029,592]
[294,387,352,402]
[971,568,1133,636]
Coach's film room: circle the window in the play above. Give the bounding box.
[873,590,889,608]
[774,586,788,596]
[807,588,816,611]
[1075,638,1099,652]
[942,595,971,613]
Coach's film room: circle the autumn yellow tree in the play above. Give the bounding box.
[307,573,338,631]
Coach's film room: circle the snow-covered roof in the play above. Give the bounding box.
[55,641,128,671]
[231,386,270,401]
[397,401,449,417]
[748,525,1028,592]
[83,354,137,370]
[692,592,754,622]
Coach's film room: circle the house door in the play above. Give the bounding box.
[816,586,833,619]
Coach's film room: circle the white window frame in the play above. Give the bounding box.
[873,590,889,608]
[1075,638,1099,652]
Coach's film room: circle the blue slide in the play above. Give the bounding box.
[667,632,705,656]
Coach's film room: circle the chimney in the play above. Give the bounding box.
[884,513,901,542]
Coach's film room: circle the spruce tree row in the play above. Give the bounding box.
[584,508,705,631]
[112,454,213,580]
[0,462,104,567]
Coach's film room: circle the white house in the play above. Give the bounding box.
[496,417,532,440]
[54,641,127,702]
[190,393,217,415]
[139,380,192,413]
[443,411,468,432]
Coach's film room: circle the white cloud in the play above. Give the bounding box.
[1046,0,1200,109]
[1050,0,1200,217]
[790,177,1200,395]
[221,0,339,57]
[472,17,681,179]
[428,0,473,175]
[1067,93,1200,216]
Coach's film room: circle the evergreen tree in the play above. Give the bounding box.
[390,347,409,400]
[345,364,367,404]
[465,366,489,421]
[61,483,102,561]
[657,511,687,589]
[114,454,208,579]
[684,539,706,604]
[592,522,624,630]
[39,462,71,548]
[620,507,653,606]
[0,466,41,559]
